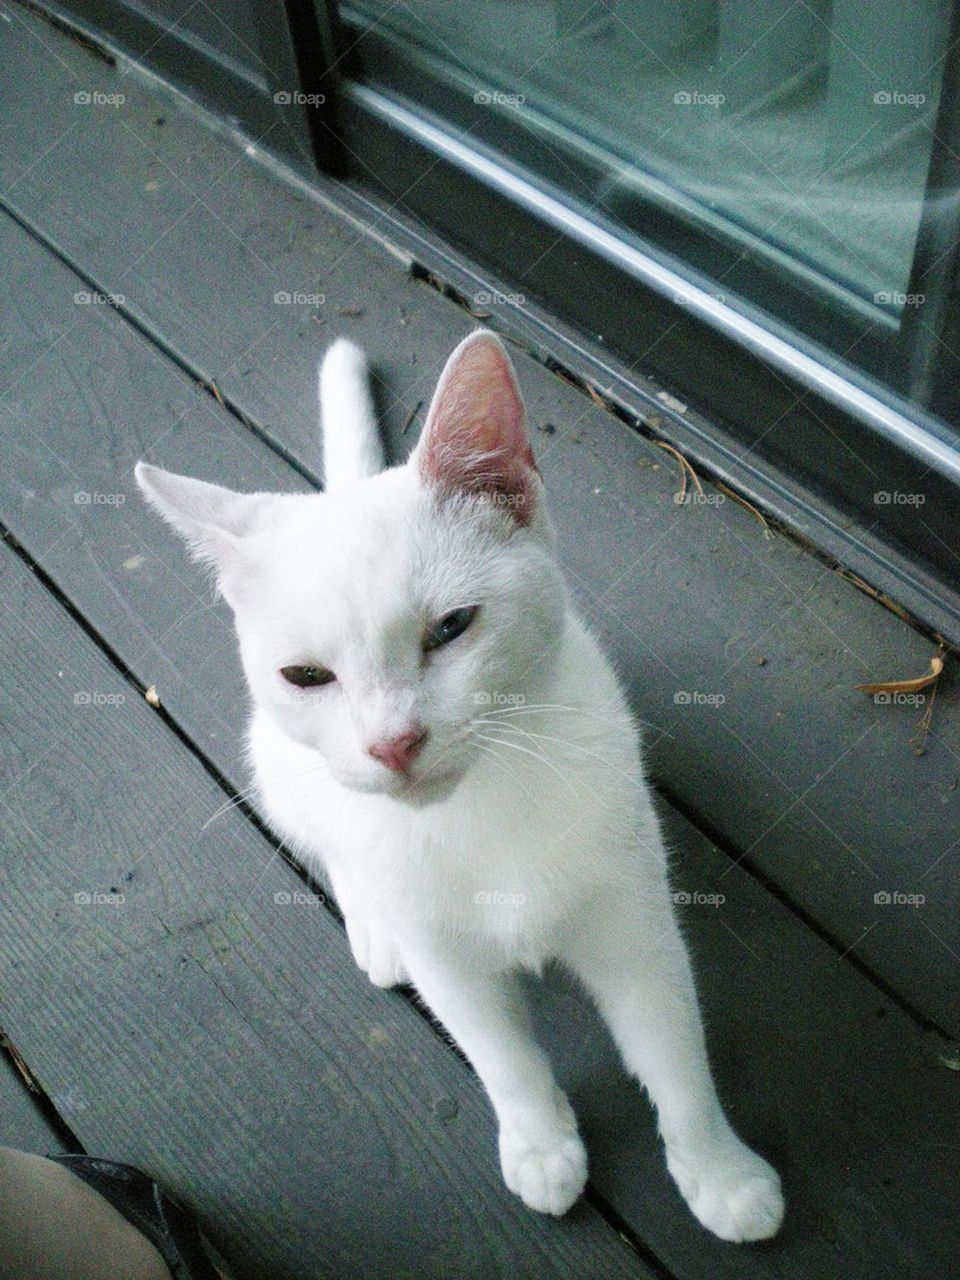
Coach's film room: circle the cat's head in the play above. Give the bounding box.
[136,331,567,800]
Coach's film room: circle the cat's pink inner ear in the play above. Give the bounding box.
[418,332,538,524]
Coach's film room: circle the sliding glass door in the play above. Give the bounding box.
[326,0,960,639]
[339,0,960,418]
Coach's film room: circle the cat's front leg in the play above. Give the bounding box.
[323,862,409,988]
[565,883,784,1243]
[343,907,409,989]
[402,943,587,1215]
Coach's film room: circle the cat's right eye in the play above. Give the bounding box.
[280,665,336,689]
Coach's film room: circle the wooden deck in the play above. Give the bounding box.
[1,6,958,1278]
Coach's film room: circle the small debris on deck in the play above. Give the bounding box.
[432,1095,459,1124]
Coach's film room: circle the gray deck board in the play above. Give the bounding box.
[4,4,958,1035]
[1,196,959,1280]
[0,539,643,1280]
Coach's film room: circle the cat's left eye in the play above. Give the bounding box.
[424,605,479,652]
[280,664,336,688]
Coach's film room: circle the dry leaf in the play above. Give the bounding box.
[144,685,161,708]
[856,655,944,695]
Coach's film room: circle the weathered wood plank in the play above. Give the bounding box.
[2,207,960,1280]
[0,540,643,1280]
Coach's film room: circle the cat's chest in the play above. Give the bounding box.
[259,739,631,961]
[377,802,573,951]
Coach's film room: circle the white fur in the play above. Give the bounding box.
[136,331,784,1240]
[320,339,384,490]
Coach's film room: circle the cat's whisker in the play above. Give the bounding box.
[475,702,585,716]
[201,788,260,830]
[474,702,638,728]
[474,731,581,796]
[201,760,329,830]
[467,730,538,801]
[471,720,642,789]
[470,739,513,776]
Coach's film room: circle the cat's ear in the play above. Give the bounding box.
[414,330,539,525]
[135,462,271,590]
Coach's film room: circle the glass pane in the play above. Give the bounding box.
[345,0,953,332]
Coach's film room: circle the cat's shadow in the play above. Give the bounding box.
[520,962,800,1255]
[368,361,423,466]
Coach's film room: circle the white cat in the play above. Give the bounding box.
[136,331,784,1241]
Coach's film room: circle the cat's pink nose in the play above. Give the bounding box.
[367,728,427,774]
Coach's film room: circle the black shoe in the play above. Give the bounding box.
[47,1156,225,1280]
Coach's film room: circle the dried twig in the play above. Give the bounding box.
[832,568,913,622]
[401,399,423,435]
[655,440,703,503]
[715,481,770,536]
[0,1032,40,1093]
[910,677,939,756]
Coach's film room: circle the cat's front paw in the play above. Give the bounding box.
[344,913,409,988]
[667,1138,783,1243]
[498,1093,588,1216]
